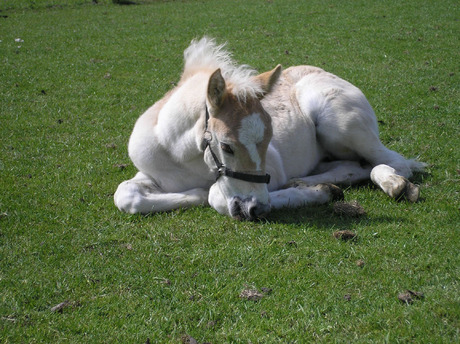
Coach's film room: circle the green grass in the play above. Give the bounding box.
[1,0,459,342]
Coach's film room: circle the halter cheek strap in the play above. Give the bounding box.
[202,107,271,184]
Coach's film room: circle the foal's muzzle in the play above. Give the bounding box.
[229,196,271,221]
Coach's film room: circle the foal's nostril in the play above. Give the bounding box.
[229,197,270,221]
[229,196,244,220]
[248,204,259,219]
[248,202,270,220]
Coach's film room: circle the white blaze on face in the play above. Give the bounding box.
[238,113,265,170]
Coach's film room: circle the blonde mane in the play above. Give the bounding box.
[182,37,264,102]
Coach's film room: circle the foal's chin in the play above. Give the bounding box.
[208,183,232,217]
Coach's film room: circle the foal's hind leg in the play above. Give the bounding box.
[318,124,424,202]
[114,172,208,214]
[295,70,425,202]
[368,149,425,202]
[312,107,424,201]
[321,138,424,202]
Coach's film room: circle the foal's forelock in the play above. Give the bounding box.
[183,37,264,103]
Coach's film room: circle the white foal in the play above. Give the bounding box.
[114,37,425,220]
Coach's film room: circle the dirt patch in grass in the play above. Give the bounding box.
[333,200,366,217]
[239,287,272,301]
[333,230,357,241]
[398,290,425,304]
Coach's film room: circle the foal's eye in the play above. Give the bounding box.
[220,142,234,155]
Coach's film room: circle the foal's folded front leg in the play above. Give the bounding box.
[114,172,209,214]
[269,181,343,210]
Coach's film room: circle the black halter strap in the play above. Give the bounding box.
[202,107,271,184]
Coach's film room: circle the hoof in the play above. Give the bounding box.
[399,181,420,203]
[320,183,344,202]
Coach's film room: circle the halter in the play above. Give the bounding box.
[202,107,271,184]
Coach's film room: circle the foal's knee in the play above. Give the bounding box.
[114,181,145,214]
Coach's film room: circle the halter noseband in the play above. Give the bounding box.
[202,107,271,184]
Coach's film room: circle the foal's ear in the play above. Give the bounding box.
[254,64,282,98]
[207,68,226,110]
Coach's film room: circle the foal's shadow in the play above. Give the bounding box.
[263,183,417,229]
[265,203,401,230]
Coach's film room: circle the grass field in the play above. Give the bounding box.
[1,0,459,342]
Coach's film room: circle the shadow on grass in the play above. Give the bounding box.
[118,178,428,231]
[264,180,417,228]
[265,203,405,230]
[410,170,430,185]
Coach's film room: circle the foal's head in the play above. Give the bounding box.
[203,65,281,220]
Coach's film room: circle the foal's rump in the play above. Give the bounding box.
[272,65,424,201]
[290,65,379,161]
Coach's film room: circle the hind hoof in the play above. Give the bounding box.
[399,181,420,203]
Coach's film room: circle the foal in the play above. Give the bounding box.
[114,38,425,220]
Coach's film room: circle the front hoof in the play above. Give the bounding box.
[320,183,344,202]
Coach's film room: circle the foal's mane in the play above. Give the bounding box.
[182,37,263,102]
